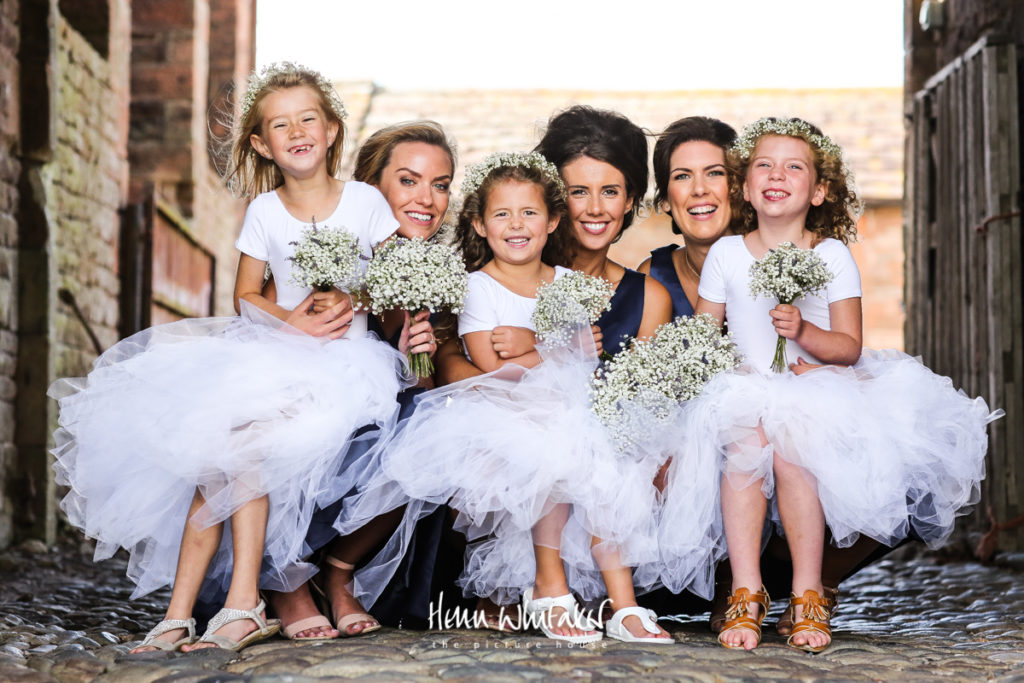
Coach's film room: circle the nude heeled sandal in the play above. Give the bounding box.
[320,555,381,636]
[717,586,770,649]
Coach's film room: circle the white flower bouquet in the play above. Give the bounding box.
[590,314,740,451]
[288,223,364,293]
[364,236,469,377]
[532,271,615,349]
[748,241,834,373]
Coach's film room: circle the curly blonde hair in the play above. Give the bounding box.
[728,117,862,244]
[226,64,346,199]
[455,163,574,273]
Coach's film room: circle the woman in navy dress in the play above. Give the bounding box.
[437,106,672,642]
[638,115,914,637]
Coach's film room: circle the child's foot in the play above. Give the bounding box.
[786,588,832,652]
[322,556,380,636]
[130,616,196,653]
[605,606,673,643]
[522,586,601,642]
[183,599,279,652]
[717,586,770,650]
[267,586,339,640]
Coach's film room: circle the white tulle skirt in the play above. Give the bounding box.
[49,303,409,599]
[338,340,664,607]
[661,348,1000,562]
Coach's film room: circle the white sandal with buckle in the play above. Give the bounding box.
[195,599,281,651]
[134,617,197,652]
[521,588,602,644]
[604,606,674,644]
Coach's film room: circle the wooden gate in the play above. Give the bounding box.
[120,184,216,336]
[905,36,1023,550]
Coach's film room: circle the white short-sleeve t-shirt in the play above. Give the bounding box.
[235,181,398,336]
[698,235,862,369]
[458,266,571,360]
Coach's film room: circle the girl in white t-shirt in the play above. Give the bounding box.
[692,118,999,652]
[48,64,409,653]
[335,152,668,644]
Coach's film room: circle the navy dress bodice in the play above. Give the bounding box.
[648,245,695,318]
[595,269,646,357]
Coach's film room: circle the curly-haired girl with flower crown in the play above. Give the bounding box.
[688,116,1000,652]
[334,151,669,644]
[48,63,411,653]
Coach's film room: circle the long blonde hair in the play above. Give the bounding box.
[226,63,347,199]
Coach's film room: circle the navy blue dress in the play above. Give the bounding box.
[647,245,694,319]
[595,269,646,357]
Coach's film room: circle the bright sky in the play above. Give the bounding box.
[256,0,905,90]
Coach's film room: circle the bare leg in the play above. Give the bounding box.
[773,453,830,650]
[322,508,403,634]
[131,490,222,653]
[530,504,596,639]
[718,427,770,650]
[184,494,270,650]
[594,539,669,639]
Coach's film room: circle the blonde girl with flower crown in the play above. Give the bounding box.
[334,152,668,644]
[690,117,1000,652]
[48,63,410,653]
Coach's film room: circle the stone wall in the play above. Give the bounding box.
[0,0,22,548]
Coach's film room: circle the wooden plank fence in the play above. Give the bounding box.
[905,36,1023,551]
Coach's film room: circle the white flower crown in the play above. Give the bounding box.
[240,61,348,124]
[460,151,565,199]
[731,117,843,162]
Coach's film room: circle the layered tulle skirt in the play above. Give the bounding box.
[338,342,665,607]
[49,304,409,599]
[659,348,1000,567]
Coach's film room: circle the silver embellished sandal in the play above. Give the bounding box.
[133,617,197,652]
[194,599,281,651]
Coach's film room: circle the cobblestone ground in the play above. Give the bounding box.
[2,538,1023,682]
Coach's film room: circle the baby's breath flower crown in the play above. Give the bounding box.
[460,151,565,200]
[731,117,842,163]
[240,62,348,124]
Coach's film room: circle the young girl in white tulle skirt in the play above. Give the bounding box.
[336,152,671,644]
[48,63,409,653]
[686,117,1001,652]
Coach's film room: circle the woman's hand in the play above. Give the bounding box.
[399,310,437,357]
[285,293,353,339]
[312,287,350,314]
[591,325,604,357]
[491,326,536,359]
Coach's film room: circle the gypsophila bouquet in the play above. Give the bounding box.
[590,314,740,452]
[289,223,364,293]
[532,271,615,349]
[364,236,469,377]
[748,241,834,373]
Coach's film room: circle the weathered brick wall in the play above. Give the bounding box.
[50,13,128,380]
[0,0,21,547]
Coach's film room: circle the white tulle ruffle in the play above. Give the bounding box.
[661,348,1000,559]
[50,303,409,599]
[338,333,664,607]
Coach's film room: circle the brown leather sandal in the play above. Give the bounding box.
[786,589,833,652]
[777,585,837,636]
[717,586,770,649]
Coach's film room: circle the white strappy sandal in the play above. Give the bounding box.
[604,606,674,644]
[194,599,280,651]
[521,587,602,644]
[133,617,197,652]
